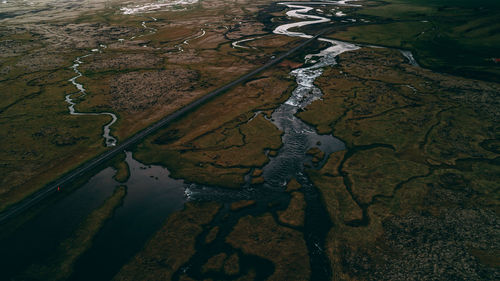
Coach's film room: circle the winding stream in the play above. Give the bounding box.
[1,1,364,280]
[231,36,261,49]
[120,0,199,15]
[66,17,162,147]
[67,52,118,147]
[175,28,206,52]
[179,1,361,279]
[262,1,359,278]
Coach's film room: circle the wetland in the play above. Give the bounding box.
[0,0,499,280]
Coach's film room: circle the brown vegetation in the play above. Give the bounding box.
[0,0,301,210]
[134,69,293,188]
[19,185,126,280]
[277,191,305,227]
[114,202,220,281]
[226,214,310,280]
[301,47,500,280]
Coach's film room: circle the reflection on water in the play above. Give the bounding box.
[69,151,187,280]
[0,1,365,279]
[0,152,188,280]
[0,167,117,278]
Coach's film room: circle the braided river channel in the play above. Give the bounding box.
[0,1,364,280]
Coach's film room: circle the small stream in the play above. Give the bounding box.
[231,36,262,50]
[175,28,206,52]
[261,1,360,278]
[67,50,118,147]
[174,1,361,279]
[0,1,365,280]
[66,16,163,147]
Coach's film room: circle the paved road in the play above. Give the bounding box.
[0,31,327,224]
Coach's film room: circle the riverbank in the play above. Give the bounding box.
[1,1,498,280]
[0,0,300,212]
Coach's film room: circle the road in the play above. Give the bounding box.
[0,31,327,224]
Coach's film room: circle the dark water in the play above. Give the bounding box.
[0,56,346,280]
[170,34,349,279]
[0,2,359,280]
[0,167,117,279]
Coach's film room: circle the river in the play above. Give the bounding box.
[0,1,363,280]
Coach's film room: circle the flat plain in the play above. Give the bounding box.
[0,0,498,280]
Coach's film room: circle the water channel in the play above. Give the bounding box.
[0,1,364,280]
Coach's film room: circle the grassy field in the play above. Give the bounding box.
[2,1,498,280]
[226,214,311,281]
[120,44,499,281]
[327,0,500,81]
[133,66,295,188]
[301,46,499,280]
[0,0,299,211]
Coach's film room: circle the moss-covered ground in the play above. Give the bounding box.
[0,0,300,211]
[133,67,294,188]
[302,46,499,280]
[326,0,500,81]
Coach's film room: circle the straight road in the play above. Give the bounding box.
[0,30,328,224]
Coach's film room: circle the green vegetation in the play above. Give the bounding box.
[3,1,499,280]
[0,51,109,211]
[135,113,283,188]
[110,153,130,183]
[327,0,500,81]
[344,147,429,204]
[19,185,126,280]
